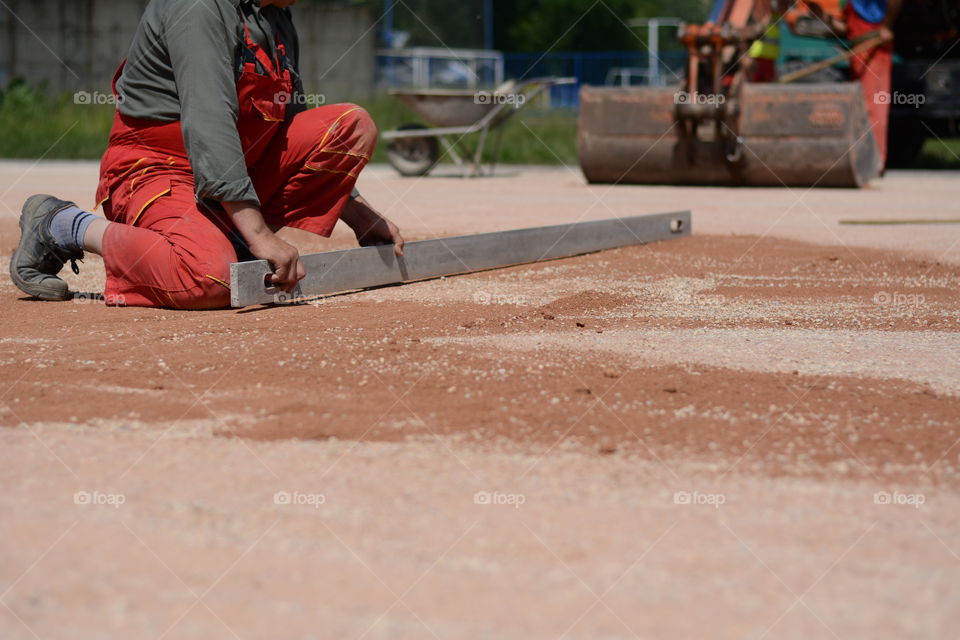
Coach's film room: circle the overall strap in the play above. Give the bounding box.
[242,21,281,77]
[111,59,127,97]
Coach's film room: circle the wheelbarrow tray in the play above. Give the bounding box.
[382,77,576,177]
[388,89,497,128]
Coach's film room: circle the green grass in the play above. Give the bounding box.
[0,82,113,159]
[0,82,954,171]
[913,137,960,170]
[478,108,579,165]
[359,92,579,166]
[0,84,579,165]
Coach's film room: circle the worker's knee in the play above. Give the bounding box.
[164,244,234,310]
[293,103,379,162]
[341,104,378,157]
[313,103,377,157]
[174,275,232,310]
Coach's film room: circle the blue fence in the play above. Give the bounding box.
[503,51,687,108]
[375,44,846,109]
[373,49,688,108]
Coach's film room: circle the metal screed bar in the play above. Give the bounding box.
[230,211,691,308]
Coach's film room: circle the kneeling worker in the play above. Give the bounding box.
[10,0,403,308]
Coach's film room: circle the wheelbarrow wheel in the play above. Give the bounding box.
[387,123,440,177]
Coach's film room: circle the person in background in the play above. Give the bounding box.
[809,0,903,170]
[748,0,783,83]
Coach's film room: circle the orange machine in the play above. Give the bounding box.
[578,0,881,187]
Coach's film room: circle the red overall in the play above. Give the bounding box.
[95,22,376,309]
[844,3,893,169]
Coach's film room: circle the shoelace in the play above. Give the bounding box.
[45,244,83,275]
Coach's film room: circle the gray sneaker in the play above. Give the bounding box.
[9,194,84,301]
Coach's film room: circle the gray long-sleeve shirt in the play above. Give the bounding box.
[116,0,303,205]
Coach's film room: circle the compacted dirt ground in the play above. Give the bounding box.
[1,162,959,639]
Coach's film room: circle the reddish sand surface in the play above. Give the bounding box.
[1,162,959,638]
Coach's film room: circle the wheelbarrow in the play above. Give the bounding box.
[381,76,576,177]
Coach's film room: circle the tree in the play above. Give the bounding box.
[379,0,713,52]
[390,0,487,49]
[494,0,712,52]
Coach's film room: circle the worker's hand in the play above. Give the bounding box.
[223,201,306,292]
[878,25,894,43]
[355,214,405,256]
[247,230,306,292]
[341,195,406,257]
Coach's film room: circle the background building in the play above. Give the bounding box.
[0,0,377,100]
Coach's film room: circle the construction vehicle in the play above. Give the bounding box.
[578,0,959,187]
[885,1,960,166]
[784,0,960,168]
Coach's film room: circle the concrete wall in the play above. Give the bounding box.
[295,4,376,101]
[0,0,376,99]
